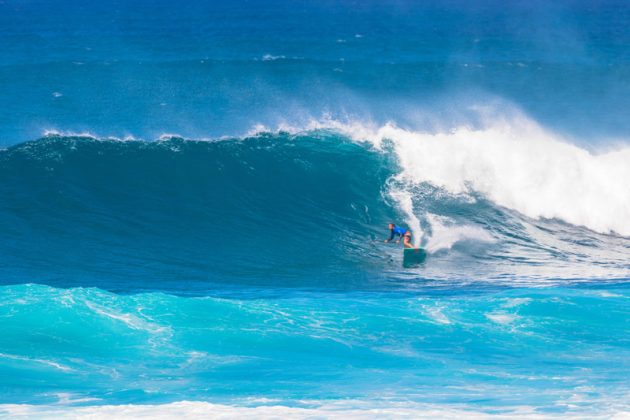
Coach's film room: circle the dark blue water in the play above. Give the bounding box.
[1,0,630,144]
[1,0,629,417]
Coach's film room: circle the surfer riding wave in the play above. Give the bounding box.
[384,223,414,249]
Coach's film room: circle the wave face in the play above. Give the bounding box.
[1,129,629,292]
[0,133,398,291]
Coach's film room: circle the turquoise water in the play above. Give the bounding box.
[1,283,629,413]
[1,0,630,417]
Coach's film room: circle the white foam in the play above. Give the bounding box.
[0,353,73,373]
[83,301,170,336]
[41,129,136,142]
[485,313,517,325]
[43,129,98,139]
[424,214,495,252]
[0,400,592,419]
[598,292,622,298]
[313,113,630,237]
[388,188,424,246]
[422,305,451,325]
[158,133,184,140]
[53,393,100,405]
[502,298,532,308]
[261,54,286,61]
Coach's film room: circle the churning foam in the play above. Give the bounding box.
[2,400,614,419]
[321,114,630,237]
[424,214,496,252]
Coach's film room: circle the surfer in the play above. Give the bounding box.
[384,223,414,248]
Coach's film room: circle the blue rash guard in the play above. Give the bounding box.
[388,226,409,241]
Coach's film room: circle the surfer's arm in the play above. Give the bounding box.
[384,230,395,243]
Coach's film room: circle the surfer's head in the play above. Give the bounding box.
[388,223,394,230]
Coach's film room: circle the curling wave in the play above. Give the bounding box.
[1,119,629,292]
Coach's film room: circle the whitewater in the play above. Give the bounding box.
[1,0,630,418]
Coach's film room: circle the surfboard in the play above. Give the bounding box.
[403,247,426,267]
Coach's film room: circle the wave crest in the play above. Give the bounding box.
[322,115,630,237]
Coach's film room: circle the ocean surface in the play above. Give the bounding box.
[1,0,629,418]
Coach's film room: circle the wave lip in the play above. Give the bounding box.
[336,116,630,238]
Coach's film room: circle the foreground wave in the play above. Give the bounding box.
[0,283,628,415]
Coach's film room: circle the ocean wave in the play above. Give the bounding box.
[0,284,628,414]
[0,133,394,291]
[2,117,630,289]
[0,144,624,287]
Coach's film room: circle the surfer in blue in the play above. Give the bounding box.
[385,223,414,248]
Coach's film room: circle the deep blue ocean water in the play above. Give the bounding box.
[1,0,629,417]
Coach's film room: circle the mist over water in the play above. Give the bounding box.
[1,0,629,417]
[1,0,630,144]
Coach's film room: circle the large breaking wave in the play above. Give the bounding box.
[1,115,629,292]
